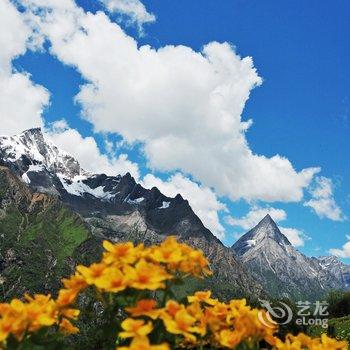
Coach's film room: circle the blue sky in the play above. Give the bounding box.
[2,0,349,259]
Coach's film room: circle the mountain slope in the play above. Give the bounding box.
[0,166,97,299]
[232,214,343,300]
[314,256,350,289]
[0,128,263,299]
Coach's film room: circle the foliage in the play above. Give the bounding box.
[308,316,350,344]
[0,237,348,349]
[327,291,350,319]
[0,200,90,300]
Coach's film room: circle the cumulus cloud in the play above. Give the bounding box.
[227,205,308,247]
[280,227,308,248]
[142,173,227,239]
[46,120,140,179]
[0,0,49,136]
[0,72,49,135]
[100,0,155,30]
[304,176,345,221]
[0,0,28,72]
[17,0,319,203]
[226,205,287,230]
[329,237,350,258]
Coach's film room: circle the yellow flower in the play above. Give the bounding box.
[119,318,153,338]
[203,306,226,335]
[126,259,172,290]
[94,266,128,293]
[125,300,161,320]
[117,336,169,350]
[9,299,26,313]
[179,250,211,277]
[103,241,138,265]
[162,300,184,318]
[62,273,88,292]
[61,308,80,320]
[59,318,79,335]
[0,316,16,342]
[149,236,184,265]
[187,291,218,306]
[320,333,348,349]
[56,288,79,307]
[219,329,244,348]
[24,295,58,332]
[185,302,207,337]
[1,238,348,350]
[76,262,107,285]
[162,309,201,343]
[274,333,349,350]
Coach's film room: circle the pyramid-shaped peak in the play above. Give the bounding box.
[262,213,273,221]
[256,213,280,230]
[260,213,275,224]
[232,213,291,256]
[252,214,288,241]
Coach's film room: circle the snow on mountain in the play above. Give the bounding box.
[158,201,171,209]
[0,128,263,297]
[2,128,349,300]
[0,128,119,201]
[0,128,179,206]
[126,197,145,205]
[58,174,117,200]
[0,128,84,179]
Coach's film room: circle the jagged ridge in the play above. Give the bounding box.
[0,128,263,299]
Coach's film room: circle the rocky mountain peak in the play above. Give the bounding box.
[232,214,291,257]
[231,214,348,300]
[260,213,273,223]
[0,127,84,179]
[21,127,45,143]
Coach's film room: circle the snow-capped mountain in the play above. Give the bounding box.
[1,128,348,300]
[0,128,262,297]
[0,128,85,179]
[0,128,189,215]
[232,214,346,300]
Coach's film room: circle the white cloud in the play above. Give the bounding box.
[100,0,155,30]
[17,0,320,203]
[304,176,344,221]
[0,72,49,135]
[280,227,308,248]
[329,238,350,258]
[0,0,28,73]
[46,120,140,179]
[226,205,287,230]
[0,0,49,136]
[142,173,227,239]
[227,205,308,247]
